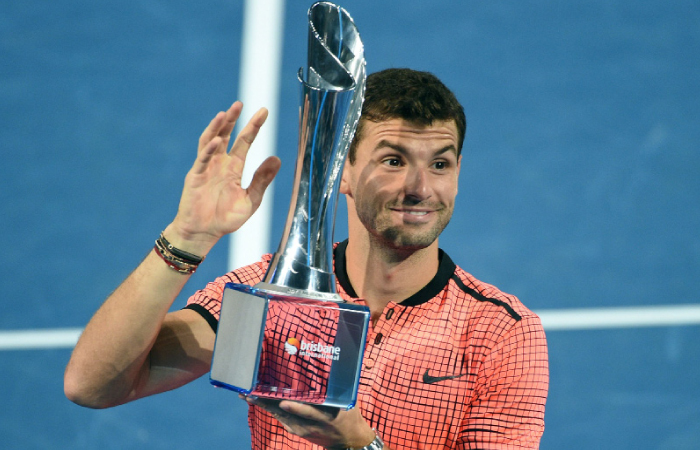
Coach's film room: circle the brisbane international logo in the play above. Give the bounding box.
[284,337,341,361]
[284,337,301,355]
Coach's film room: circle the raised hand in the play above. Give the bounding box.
[167,101,281,254]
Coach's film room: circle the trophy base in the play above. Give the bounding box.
[210,282,370,409]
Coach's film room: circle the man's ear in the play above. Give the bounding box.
[455,154,462,195]
[340,163,351,195]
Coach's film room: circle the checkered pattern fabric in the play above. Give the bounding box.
[186,242,548,449]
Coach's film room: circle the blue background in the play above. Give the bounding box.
[1,1,699,448]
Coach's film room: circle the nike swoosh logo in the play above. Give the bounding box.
[422,369,465,384]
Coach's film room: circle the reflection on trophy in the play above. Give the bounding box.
[209,2,369,409]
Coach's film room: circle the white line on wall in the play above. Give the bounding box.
[228,0,286,271]
[0,328,83,351]
[537,304,700,331]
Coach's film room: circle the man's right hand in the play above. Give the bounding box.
[64,101,280,409]
[167,101,281,255]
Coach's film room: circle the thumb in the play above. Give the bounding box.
[246,156,282,211]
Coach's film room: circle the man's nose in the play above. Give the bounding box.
[404,166,431,200]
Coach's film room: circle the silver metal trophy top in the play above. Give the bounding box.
[260,2,366,300]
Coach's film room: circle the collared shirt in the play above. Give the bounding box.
[186,241,549,449]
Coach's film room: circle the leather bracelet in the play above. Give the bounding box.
[154,233,204,275]
[153,244,198,274]
[158,232,205,264]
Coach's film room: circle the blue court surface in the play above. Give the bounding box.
[1,1,699,448]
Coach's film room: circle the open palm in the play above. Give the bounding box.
[171,101,281,251]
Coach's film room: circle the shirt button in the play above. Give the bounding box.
[374,333,383,345]
[385,308,394,320]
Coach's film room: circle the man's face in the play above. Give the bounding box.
[341,118,462,251]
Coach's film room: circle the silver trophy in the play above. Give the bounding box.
[259,0,365,299]
[210,2,369,409]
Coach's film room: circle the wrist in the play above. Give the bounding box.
[163,223,218,257]
[343,428,384,450]
[154,231,206,275]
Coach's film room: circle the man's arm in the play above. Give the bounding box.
[64,101,280,408]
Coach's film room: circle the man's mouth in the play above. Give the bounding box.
[389,208,436,219]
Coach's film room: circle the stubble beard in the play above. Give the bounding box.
[357,198,453,251]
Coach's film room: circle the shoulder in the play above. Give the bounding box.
[446,264,548,369]
[224,253,273,285]
[445,263,544,338]
[184,253,273,325]
[451,265,537,321]
[199,254,272,297]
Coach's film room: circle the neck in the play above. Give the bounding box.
[344,234,440,324]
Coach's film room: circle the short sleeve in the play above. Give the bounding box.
[184,256,270,330]
[458,315,549,449]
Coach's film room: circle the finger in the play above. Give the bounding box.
[228,107,268,160]
[245,396,314,429]
[244,396,285,415]
[279,401,339,422]
[216,101,244,142]
[246,156,281,211]
[191,136,223,175]
[313,404,341,420]
[198,102,243,151]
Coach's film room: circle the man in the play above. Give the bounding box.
[65,68,549,449]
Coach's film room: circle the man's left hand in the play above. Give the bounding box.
[243,395,376,449]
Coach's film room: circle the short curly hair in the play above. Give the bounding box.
[348,68,466,164]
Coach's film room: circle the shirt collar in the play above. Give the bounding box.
[333,240,456,307]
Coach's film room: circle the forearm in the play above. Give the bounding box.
[64,227,213,408]
[64,102,278,408]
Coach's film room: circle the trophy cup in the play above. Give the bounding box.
[210,2,368,409]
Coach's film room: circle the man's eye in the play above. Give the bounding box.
[383,158,401,167]
[433,161,447,170]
